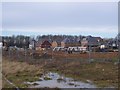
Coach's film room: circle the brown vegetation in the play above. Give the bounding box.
[2,50,119,88]
[2,57,43,88]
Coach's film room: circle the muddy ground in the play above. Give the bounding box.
[2,49,119,88]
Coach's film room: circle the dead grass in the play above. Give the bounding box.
[2,50,119,88]
[2,58,42,75]
[2,57,43,88]
[44,59,118,88]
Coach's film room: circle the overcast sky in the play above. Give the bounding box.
[2,2,118,38]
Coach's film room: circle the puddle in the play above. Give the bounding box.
[27,72,96,88]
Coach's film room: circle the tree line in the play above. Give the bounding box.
[2,35,85,48]
[2,34,119,49]
[2,35,30,48]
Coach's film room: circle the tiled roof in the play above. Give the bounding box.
[62,37,78,43]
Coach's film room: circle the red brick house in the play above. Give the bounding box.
[41,40,51,49]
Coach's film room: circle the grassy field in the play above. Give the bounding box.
[2,50,119,88]
[44,58,118,87]
[2,57,43,88]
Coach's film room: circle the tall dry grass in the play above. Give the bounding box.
[2,58,43,75]
[2,57,43,88]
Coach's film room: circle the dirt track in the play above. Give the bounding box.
[50,52,119,59]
